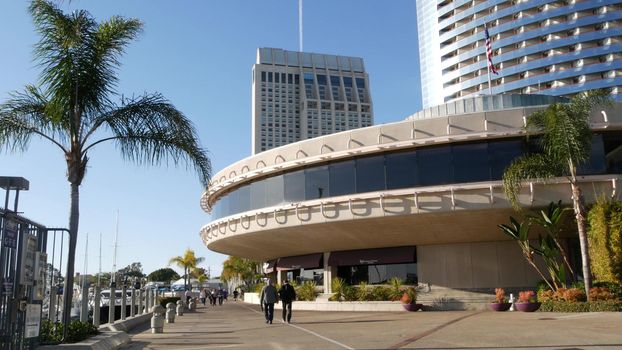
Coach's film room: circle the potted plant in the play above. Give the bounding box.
[400,287,423,311]
[489,288,512,311]
[515,290,541,312]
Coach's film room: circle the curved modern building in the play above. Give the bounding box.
[200,94,622,297]
[417,0,622,108]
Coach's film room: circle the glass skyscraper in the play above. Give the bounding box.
[252,48,373,154]
[417,0,622,109]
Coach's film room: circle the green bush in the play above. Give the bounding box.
[371,286,392,301]
[539,300,622,312]
[594,281,622,299]
[329,278,347,301]
[295,281,318,301]
[387,277,404,301]
[588,198,622,285]
[159,296,180,307]
[343,285,357,301]
[40,319,99,344]
[356,282,373,301]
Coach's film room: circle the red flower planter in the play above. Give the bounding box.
[402,303,423,311]
[489,302,512,311]
[515,302,541,312]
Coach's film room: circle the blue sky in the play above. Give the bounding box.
[0,0,421,278]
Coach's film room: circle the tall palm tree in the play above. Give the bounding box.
[0,0,211,329]
[502,89,611,300]
[169,249,205,290]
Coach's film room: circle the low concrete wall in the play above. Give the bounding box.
[245,293,405,312]
[38,332,130,350]
[39,313,152,350]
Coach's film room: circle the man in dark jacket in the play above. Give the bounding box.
[278,279,296,323]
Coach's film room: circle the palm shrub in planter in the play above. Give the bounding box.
[516,290,541,312]
[400,287,422,311]
[489,288,511,311]
[296,281,319,301]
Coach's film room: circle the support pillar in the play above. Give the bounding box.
[80,285,89,322]
[138,289,144,315]
[130,288,136,317]
[323,252,333,294]
[108,285,116,324]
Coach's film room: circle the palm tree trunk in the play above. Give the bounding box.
[62,182,80,336]
[571,181,593,300]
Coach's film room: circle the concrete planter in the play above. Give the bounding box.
[515,302,541,312]
[489,302,512,311]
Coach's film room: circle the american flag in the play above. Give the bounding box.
[485,26,498,75]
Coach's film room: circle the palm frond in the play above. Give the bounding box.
[502,153,560,209]
[0,86,67,152]
[85,94,211,187]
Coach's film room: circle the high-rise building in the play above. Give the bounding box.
[252,48,373,154]
[417,0,622,109]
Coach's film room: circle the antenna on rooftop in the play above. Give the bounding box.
[299,0,303,52]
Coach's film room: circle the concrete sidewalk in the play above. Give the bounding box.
[121,301,622,350]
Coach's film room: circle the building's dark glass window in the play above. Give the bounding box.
[250,180,266,210]
[578,134,606,175]
[284,169,305,202]
[275,73,280,83]
[386,151,418,189]
[295,74,300,84]
[343,77,353,87]
[235,184,251,213]
[355,77,365,88]
[305,166,329,199]
[268,72,273,83]
[265,175,284,207]
[329,160,355,196]
[330,75,340,86]
[489,139,523,179]
[604,133,622,173]
[288,74,293,84]
[261,71,266,82]
[337,263,417,285]
[453,143,490,183]
[356,156,385,193]
[418,146,452,186]
[317,74,327,85]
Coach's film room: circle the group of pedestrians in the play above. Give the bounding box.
[260,279,296,324]
[196,288,228,306]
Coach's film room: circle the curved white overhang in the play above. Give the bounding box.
[201,175,621,260]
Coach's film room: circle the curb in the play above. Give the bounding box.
[38,331,129,350]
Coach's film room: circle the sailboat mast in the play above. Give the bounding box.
[112,210,119,284]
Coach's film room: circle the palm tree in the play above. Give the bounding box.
[502,89,611,300]
[221,256,259,288]
[0,1,211,329]
[169,249,205,290]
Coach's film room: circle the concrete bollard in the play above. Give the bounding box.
[109,285,116,324]
[176,300,184,316]
[130,288,136,317]
[166,302,176,323]
[121,286,127,320]
[138,289,144,315]
[189,298,196,311]
[150,305,165,333]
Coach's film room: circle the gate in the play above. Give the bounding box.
[0,177,69,349]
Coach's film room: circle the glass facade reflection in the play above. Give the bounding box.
[211,132,621,219]
[337,263,418,285]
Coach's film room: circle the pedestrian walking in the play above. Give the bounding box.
[199,288,207,306]
[210,289,217,306]
[185,289,192,304]
[260,280,278,324]
[278,279,296,323]
[233,289,239,301]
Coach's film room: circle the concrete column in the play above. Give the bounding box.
[93,286,101,327]
[108,285,116,324]
[121,286,127,320]
[138,289,144,315]
[276,270,283,285]
[323,252,332,294]
[130,288,136,317]
[145,289,151,313]
[153,290,158,307]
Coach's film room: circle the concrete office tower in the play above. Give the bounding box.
[252,48,373,154]
[417,0,622,109]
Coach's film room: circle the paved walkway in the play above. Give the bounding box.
[122,301,622,350]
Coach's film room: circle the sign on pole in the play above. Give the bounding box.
[2,219,18,248]
[25,304,41,338]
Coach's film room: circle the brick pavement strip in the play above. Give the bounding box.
[121,301,622,350]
